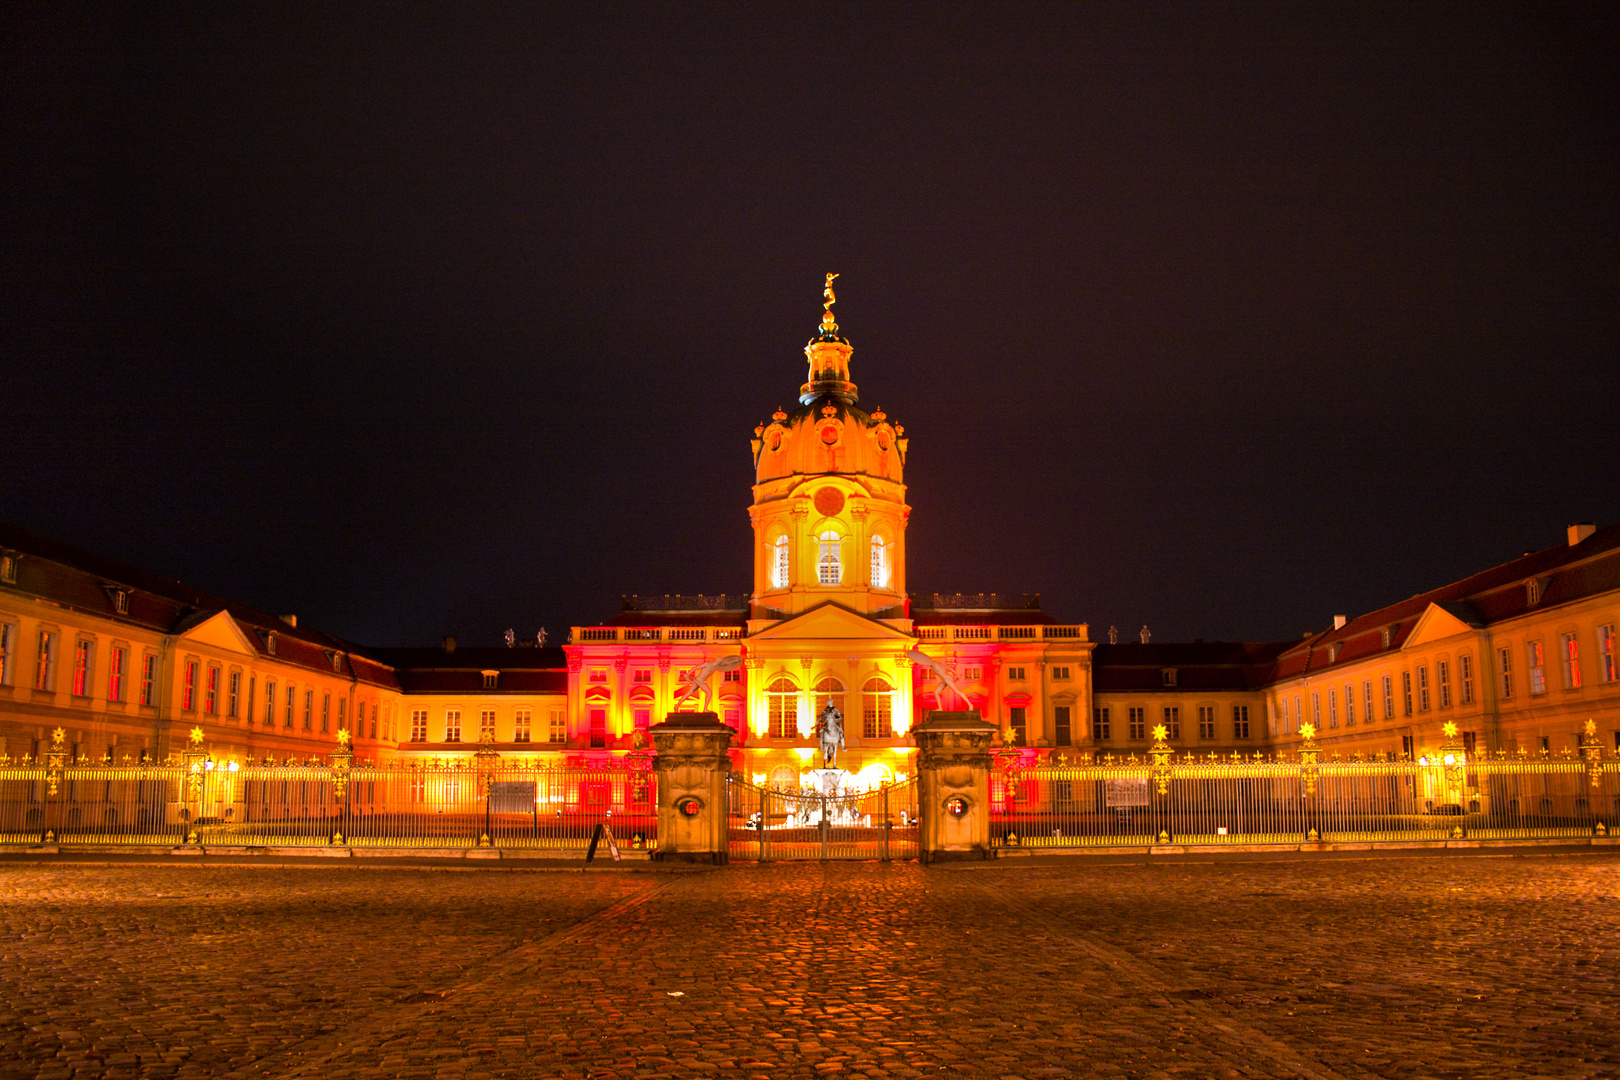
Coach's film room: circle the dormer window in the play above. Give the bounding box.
[103,586,130,615]
[1381,627,1392,649]
[326,651,342,673]
[1161,668,1178,687]
[482,671,498,690]
[1329,643,1341,663]
[0,554,15,584]
[1525,578,1541,606]
[266,632,277,656]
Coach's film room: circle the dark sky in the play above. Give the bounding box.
[3,3,1617,648]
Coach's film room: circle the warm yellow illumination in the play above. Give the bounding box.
[794,747,816,762]
[1151,724,1168,742]
[752,773,767,785]
[1299,722,1316,740]
[1441,721,1459,739]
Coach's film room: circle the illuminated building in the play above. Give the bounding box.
[0,292,1616,772]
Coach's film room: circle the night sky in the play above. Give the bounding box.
[3,4,1617,648]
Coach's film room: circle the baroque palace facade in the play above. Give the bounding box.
[1,292,1618,780]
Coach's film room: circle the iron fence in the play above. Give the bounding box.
[0,757,657,855]
[992,754,1620,849]
[727,776,918,860]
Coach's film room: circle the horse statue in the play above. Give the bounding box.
[671,654,744,714]
[816,702,845,770]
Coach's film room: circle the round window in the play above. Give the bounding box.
[675,796,704,817]
[945,795,971,819]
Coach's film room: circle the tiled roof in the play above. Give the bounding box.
[1093,642,1291,692]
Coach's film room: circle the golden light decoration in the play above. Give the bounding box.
[1441,721,1459,739]
[1299,722,1316,740]
[336,728,352,747]
[51,727,66,748]
[189,726,205,747]
[1151,724,1168,742]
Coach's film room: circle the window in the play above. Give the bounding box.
[444,709,461,742]
[483,672,498,691]
[588,709,606,748]
[632,669,651,683]
[321,692,330,732]
[285,684,295,728]
[337,697,346,733]
[111,589,128,615]
[108,646,126,702]
[205,666,220,715]
[815,677,846,725]
[1162,706,1180,739]
[723,705,742,731]
[962,665,983,681]
[0,622,13,685]
[1294,695,1303,733]
[1381,627,1391,648]
[1362,680,1373,722]
[1528,641,1546,695]
[722,668,741,683]
[264,680,276,725]
[768,678,798,738]
[1312,691,1321,728]
[1458,654,1474,703]
[1232,705,1250,739]
[0,554,14,583]
[1128,707,1146,740]
[1401,672,1413,716]
[548,709,566,744]
[1402,735,1415,759]
[633,708,651,730]
[353,700,364,738]
[410,709,428,742]
[1382,675,1393,719]
[71,640,92,697]
[1328,689,1338,728]
[1007,667,1026,681]
[34,630,56,691]
[1279,697,1290,735]
[1052,666,1070,681]
[772,535,790,589]
[1008,705,1027,746]
[1498,648,1513,698]
[1344,684,1355,725]
[479,709,496,741]
[1161,669,1178,688]
[817,531,841,584]
[1417,666,1429,711]
[862,677,893,739]
[371,703,380,739]
[588,668,607,683]
[1198,706,1216,740]
[1526,579,1541,606]
[1599,626,1618,684]
[1054,705,1072,746]
[181,661,197,711]
[870,535,890,588]
[227,671,239,717]
[1562,633,1582,690]
[514,709,531,743]
[1092,707,1111,740]
[1462,730,1477,757]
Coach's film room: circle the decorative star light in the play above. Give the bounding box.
[189,726,205,746]
[1441,721,1459,739]
[337,728,352,747]
[1586,719,1598,736]
[1151,724,1168,742]
[52,727,67,746]
[1299,722,1317,740]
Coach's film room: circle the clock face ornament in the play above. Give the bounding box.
[814,487,845,517]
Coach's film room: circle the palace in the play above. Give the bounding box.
[1,287,1617,778]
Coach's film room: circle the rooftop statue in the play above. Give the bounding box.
[672,654,743,714]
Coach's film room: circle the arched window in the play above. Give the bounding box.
[772,535,790,588]
[767,677,799,739]
[863,676,893,739]
[870,535,890,588]
[813,677,845,720]
[817,531,841,584]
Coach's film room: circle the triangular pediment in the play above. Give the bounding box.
[746,602,914,644]
[1402,602,1478,650]
[176,610,261,657]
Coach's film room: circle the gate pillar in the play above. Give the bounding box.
[913,711,999,862]
[649,713,733,864]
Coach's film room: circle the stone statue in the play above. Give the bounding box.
[672,654,743,714]
[1108,625,1119,645]
[904,648,976,713]
[816,702,844,769]
[504,628,516,648]
[1140,625,1151,644]
[536,628,548,647]
[823,272,839,314]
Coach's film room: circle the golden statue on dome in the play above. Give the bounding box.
[820,272,840,335]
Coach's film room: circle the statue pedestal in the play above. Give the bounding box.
[912,711,998,862]
[805,768,851,797]
[649,712,733,864]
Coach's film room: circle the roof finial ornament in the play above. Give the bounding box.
[820,272,839,335]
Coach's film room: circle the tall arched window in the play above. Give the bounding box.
[863,676,893,739]
[870,535,890,588]
[813,677,845,720]
[772,535,790,588]
[817,531,842,584]
[767,677,799,739]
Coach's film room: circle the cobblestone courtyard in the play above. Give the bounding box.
[2,851,1617,1080]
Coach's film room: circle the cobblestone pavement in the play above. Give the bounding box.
[2,852,1618,1080]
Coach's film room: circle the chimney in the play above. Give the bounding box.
[442,635,457,654]
[1333,615,1347,630]
[1568,522,1597,547]
[280,614,298,628]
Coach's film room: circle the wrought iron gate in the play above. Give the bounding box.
[728,776,918,860]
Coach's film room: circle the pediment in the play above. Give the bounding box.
[746,602,914,645]
[175,610,260,657]
[1403,602,1479,650]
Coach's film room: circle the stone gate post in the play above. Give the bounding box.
[649,713,734,864]
[912,711,999,862]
